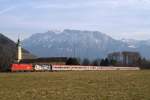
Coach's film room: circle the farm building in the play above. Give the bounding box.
[107,51,141,66]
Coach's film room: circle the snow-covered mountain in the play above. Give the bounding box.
[121,39,150,58]
[121,39,138,48]
[23,29,150,59]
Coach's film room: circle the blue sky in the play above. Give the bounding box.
[0,0,150,41]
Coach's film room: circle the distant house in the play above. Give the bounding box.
[107,51,141,66]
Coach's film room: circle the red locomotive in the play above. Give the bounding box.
[11,64,53,72]
[11,64,33,72]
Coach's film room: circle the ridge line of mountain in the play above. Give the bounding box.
[22,29,150,59]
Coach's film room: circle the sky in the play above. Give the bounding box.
[0,0,150,41]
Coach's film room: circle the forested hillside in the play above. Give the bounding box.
[0,33,35,71]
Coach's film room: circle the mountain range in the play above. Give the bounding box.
[22,29,150,59]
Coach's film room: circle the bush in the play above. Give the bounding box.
[110,59,117,66]
[139,58,150,69]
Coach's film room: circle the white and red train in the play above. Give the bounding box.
[11,64,140,72]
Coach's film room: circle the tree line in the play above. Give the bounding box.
[66,57,150,69]
[66,58,116,66]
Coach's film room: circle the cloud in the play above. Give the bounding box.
[1,0,150,40]
[32,1,103,9]
[0,6,16,15]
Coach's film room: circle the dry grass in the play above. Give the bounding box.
[0,71,150,100]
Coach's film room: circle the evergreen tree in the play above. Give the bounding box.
[104,58,109,66]
[92,59,99,66]
[100,59,105,66]
[82,58,90,66]
[66,58,80,65]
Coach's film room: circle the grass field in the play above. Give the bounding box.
[0,71,150,100]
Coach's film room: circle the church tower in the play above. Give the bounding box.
[16,37,22,63]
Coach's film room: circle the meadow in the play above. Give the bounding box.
[0,71,150,100]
